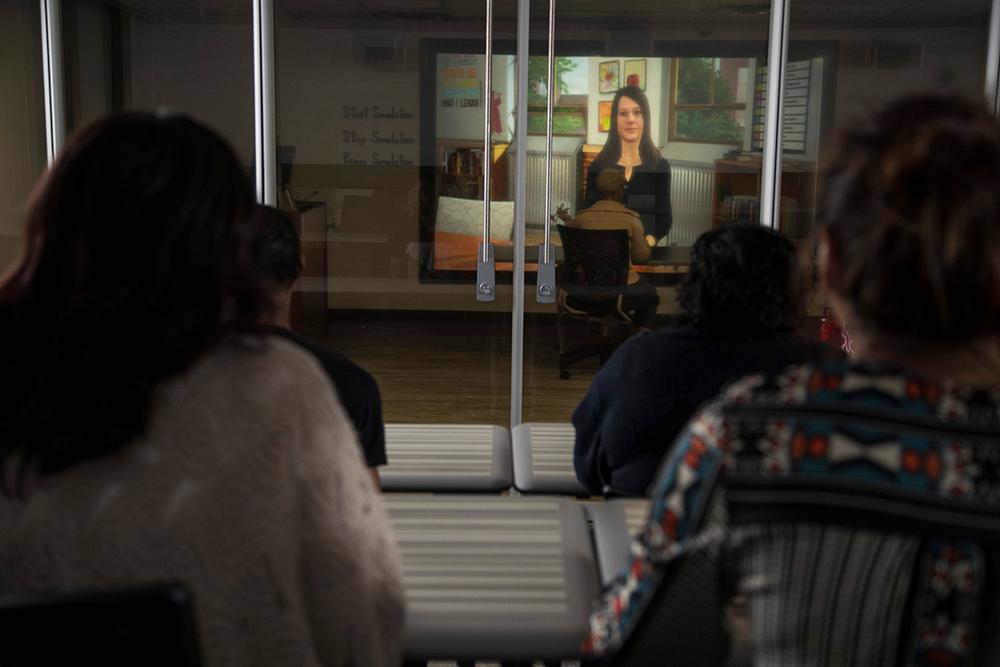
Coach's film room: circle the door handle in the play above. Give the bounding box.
[536,0,557,304]
[477,0,497,302]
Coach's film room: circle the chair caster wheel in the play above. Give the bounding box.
[559,370,570,380]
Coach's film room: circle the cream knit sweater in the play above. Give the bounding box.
[0,335,405,666]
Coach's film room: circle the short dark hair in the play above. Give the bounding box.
[0,112,263,495]
[251,205,301,289]
[595,170,626,200]
[818,93,1000,342]
[678,223,802,334]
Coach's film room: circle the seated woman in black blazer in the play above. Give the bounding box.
[585,85,672,245]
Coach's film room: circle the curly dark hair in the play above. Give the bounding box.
[251,205,302,289]
[0,112,265,495]
[677,223,802,334]
[818,93,1000,342]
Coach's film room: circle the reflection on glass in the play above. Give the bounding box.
[781,0,992,241]
[0,0,45,273]
[61,0,254,165]
[274,1,517,424]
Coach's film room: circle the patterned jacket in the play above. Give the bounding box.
[584,360,1000,666]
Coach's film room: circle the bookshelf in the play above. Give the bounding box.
[712,158,816,238]
[437,140,510,201]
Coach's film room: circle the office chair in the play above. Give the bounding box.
[555,225,632,380]
[0,582,203,667]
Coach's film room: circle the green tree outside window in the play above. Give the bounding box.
[673,57,746,143]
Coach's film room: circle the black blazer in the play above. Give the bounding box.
[585,156,672,242]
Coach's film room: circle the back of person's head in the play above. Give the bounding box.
[251,205,301,290]
[595,170,626,201]
[678,223,801,334]
[819,93,1000,343]
[0,111,262,494]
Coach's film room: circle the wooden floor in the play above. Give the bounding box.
[295,310,639,424]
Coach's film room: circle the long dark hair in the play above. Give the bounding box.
[818,93,1000,342]
[677,223,802,335]
[594,86,662,170]
[0,112,265,495]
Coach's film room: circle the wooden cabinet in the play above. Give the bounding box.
[712,158,816,238]
[437,141,510,201]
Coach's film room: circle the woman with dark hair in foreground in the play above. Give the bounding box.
[584,94,1000,665]
[0,113,404,666]
[573,222,838,497]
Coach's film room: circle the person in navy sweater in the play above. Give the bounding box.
[573,223,840,496]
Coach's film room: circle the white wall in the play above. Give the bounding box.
[0,0,46,271]
[130,19,255,164]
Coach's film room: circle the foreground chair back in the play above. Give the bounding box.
[0,582,203,667]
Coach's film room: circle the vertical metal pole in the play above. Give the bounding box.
[542,0,555,261]
[482,0,494,255]
[986,0,1000,115]
[253,0,276,205]
[40,0,65,164]
[510,0,530,426]
[535,0,556,304]
[476,0,497,302]
[760,0,790,229]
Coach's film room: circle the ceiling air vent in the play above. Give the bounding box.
[873,43,924,69]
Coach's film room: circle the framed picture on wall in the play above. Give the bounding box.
[598,101,612,132]
[624,59,646,90]
[598,60,620,94]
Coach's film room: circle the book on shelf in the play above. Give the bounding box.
[441,147,486,176]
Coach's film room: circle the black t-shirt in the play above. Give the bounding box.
[267,327,387,468]
[572,325,842,496]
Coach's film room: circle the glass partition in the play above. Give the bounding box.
[783,0,991,345]
[274,0,517,424]
[0,0,46,274]
[782,0,992,242]
[520,1,771,422]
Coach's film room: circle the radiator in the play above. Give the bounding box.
[508,136,583,227]
[669,160,714,247]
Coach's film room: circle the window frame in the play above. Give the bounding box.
[668,56,747,145]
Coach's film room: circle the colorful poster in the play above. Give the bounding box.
[598,60,619,94]
[439,54,482,109]
[598,100,612,133]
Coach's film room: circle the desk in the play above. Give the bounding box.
[493,241,691,284]
[385,495,598,663]
[494,241,690,273]
[381,424,512,493]
[511,422,587,495]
